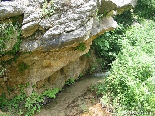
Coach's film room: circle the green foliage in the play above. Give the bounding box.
[17,62,29,72]
[65,78,75,86]
[0,88,59,116]
[75,42,86,51]
[93,0,155,115]
[96,9,108,21]
[24,92,44,116]
[41,0,56,18]
[92,29,122,69]
[0,21,21,79]
[87,64,98,74]
[114,10,134,28]
[84,50,91,57]
[0,22,21,56]
[79,73,83,78]
[0,92,8,110]
[95,14,155,116]
[93,9,136,70]
[134,0,155,20]
[42,88,59,98]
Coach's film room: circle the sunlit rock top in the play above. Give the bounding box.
[0,0,137,51]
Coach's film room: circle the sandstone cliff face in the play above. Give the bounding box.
[0,0,137,97]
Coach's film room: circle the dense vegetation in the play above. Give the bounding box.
[93,0,155,115]
[0,20,22,79]
[0,0,155,115]
[0,85,59,116]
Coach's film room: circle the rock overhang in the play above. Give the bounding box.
[0,0,137,52]
[0,0,138,97]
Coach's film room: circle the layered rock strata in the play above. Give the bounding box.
[0,0,137,97]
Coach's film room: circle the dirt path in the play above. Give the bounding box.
[35,72,111,116]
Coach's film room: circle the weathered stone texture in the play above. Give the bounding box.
[0,0,137,97]
[0,1,24,19]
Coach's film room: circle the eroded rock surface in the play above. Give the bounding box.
[0,0,137,97]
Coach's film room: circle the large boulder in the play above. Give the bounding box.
[0,0,137,97]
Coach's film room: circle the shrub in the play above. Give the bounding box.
[92,9,135,70]
[134,0,155,20]
[96,19,155,115]
[92,26,124,69]
[94,0,155,114]
[0,88,59,116]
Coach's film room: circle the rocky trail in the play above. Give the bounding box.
[35,72,112,116]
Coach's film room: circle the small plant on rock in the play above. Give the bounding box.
[65,78,75,86]
[41,0,56,18]
[75,42,86,51]
[0,22,21,56]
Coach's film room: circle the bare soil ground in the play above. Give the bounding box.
[35,74,112,116]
